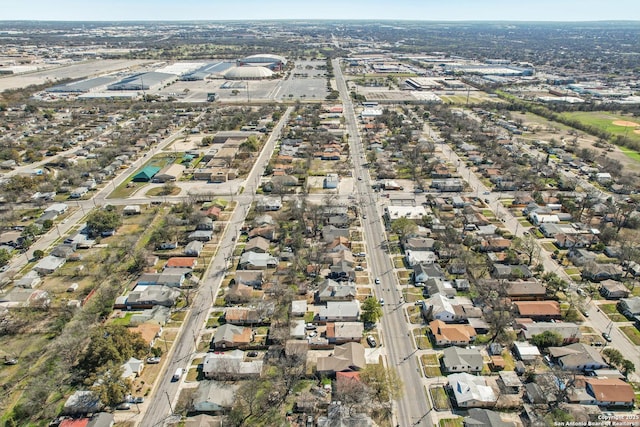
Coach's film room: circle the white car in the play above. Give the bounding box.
[375,278,380,285]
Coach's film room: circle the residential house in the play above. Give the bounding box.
[514,301,561,320]
[518,322,582,344]
[548,343,608,371]
[505,280,547,301]
[184,241,204,257]
[582,262,623,282]
[62,390,101,415]
[244,236,270,253]
[290,320,306,340]
[211,324,252,349]
[618,297,640,318]
[291,300,307,317]
[492,264,533,280]
[425,277,456,298]
[568,248,597,266]
[15,271,42,289]
[318,301,360,322]
[191,380,237,413]
[188,230,213,242]
[512,341,541,362]
[429,320,476,347]
[600,280,630,299]
[315,279,356,303]
[497,371,523,395]
[584,378,634,407]
[442,347,484,373]
[414,262,445,284]
[234,270,264,289]
[448,373,497,408]
[327,236,351,252]
[406,250,437,266]
[137,272,185,288]
[238,251,278,270]
[403,237,435,252]
[115,285,180,309]
[423,293,456,322]
[248,225,277,241]
[165,257,197,269]
[480,238,512,252]
[123,205,141,215]
[196,217,214,231]
[464,408,516,427]
[224,307,264,326]
[316,342,366,377]
[326,322,364,344]
[322,225,350,243]
[202,350,263,379]
[120,357,144,381]
[33,255,66,275]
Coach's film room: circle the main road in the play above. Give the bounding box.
[334,59,432,427]
[140,106,293,427]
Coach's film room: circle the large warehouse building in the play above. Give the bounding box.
[238,54,287,71]
[47,76,117,93]
[181,62,235,81]
[108,72,176,91]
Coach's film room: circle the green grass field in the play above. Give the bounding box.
[560,112,640,145]
[620,326,640,345]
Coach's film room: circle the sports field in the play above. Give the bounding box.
[560,111,640,144]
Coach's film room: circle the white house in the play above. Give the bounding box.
[448,373,497,408]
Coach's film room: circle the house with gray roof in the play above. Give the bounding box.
[425,277,456,298]
[318,301,360,322]
[316,342,366,376]
[184,240,204,257]
[413,262,445,284]
[202,350,263,379]
[464,408,516,427]
[116,285,180,309]
[518,322,581,343]
[442,347,484,373]
[618,296,640,318]
[548,343,608,371]
[235,270,264,289]
[188,230,213,242]
[192,380,238,413]
[244,236,270,253]
[33,255,66,275]
[316,279,356,302]
[239,251,278,269]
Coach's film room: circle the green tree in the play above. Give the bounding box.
[360,297,383,324]
[603,348,624,366]
[88,361,131,409]
[621,359,635,378]
[32,249,45,260]
[0,248,11,267]
[359,364,404,406]
[86,207,122,236]
[390,217,417,243]
[78,324,148,376]
[530,330,563,349]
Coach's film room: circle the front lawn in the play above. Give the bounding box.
[430,386,450,411]
[439,418,463,427]
[620,326,640,345]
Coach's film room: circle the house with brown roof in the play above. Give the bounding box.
[584,378,634,407]
[244,236,270,254]
[514,301,561,320]
[316,342,366,377]
[429,320,477,347]
[211,324,252,349]
[327,236,351,252]
[506,281,547,301]
[480,238,511,252]
[224,307,263,326]
[165,257,198,269]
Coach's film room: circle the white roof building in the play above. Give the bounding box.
[386,205,429,220]
[448,373,497,408]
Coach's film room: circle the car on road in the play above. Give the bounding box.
[366,335,377,347]
[482,191,490,195]
[582,309,590,317]
[374,278,380,285]
[146,356,161,364]
[602,332,612,342]
[379,298,384,306]
[358,177,362,181]
[362,214,367,219]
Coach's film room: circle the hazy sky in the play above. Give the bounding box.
[3,0,640,21]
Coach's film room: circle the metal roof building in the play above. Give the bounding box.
[181,62,235,81]
[224,66,273,80]
[47,76,117,93]
[132,166,161,182]
[108,72,176,91]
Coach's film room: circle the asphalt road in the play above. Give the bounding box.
[139,106,293,427]
[334,59,432,427]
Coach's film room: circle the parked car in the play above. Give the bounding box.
[134,397,144,404]
[146,357,161,364]
[116,403,131,410]
[247,351,258,357]
[305,323,316,330]
[379,298,384,306]
[375,278,380,285]
[366,335,377,347]
[602,332,612,342]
